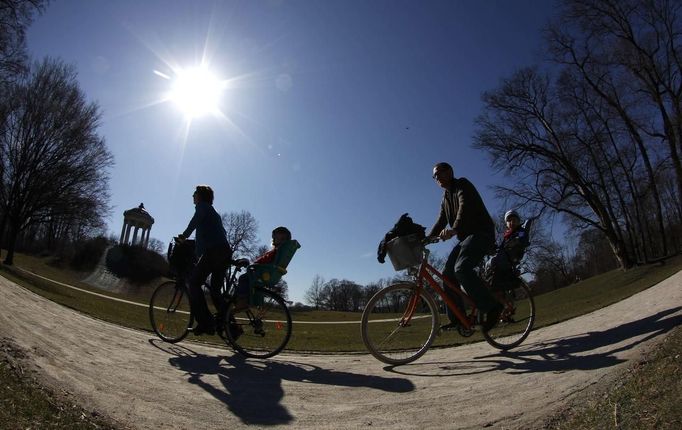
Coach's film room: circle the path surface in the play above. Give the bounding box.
[1,272,681,429]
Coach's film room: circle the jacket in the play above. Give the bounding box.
[427,177,495,241]
[500,225,529,264]
[182,201,230,256]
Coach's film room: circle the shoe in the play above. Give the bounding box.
[440,321,460,331]
[233,295,249,312]
[482,304,504,332]
[192,323,215,336]
[214,313,226,336]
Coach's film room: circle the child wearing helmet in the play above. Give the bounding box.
[232,226,293,310]
[490,210,529,289]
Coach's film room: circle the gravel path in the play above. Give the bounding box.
[1,271,680,429]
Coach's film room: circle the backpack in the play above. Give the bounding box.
[377,213,426,264]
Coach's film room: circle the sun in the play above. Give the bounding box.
[168,67,225,118]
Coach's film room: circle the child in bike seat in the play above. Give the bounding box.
[490,210,529,289]
[233,226,293,310]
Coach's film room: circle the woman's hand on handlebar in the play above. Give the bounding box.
[233,258,250,269]
[423,236,441,245]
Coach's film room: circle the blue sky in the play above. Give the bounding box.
[27,0,558,303]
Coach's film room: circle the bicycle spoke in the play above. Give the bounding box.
[224,288,292,359]
[483,281,535,350]
[361,283,439,365]
[149,280,192,343]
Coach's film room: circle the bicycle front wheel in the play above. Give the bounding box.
[361,282,439,365]
[483,279,535,350]
[224,288,292,359]
[149,280,192,343]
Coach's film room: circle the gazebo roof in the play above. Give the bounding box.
[123,203,154,225]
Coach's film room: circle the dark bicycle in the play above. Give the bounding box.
[148,238,296,359]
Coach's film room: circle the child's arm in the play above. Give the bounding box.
[253,248,277,265]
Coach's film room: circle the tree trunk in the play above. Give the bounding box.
[3,222,19,266]
[604,229,634,270]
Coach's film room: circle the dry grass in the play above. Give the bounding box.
[0,338,120,429]
[542,325,682,430]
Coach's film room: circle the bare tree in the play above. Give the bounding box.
[221,210,259,258]
[0,0,48,85]
[0,58,113,265]
[547,0,682,256]
[474,67,636,269]
[147,238,165,254]
[253,244,270,258]
[304,274,325,309]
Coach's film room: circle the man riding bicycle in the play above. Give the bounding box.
[428,162,503,332]
[177,185,232,336]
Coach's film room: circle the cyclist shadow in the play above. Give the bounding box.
[478,306,682,374]
[386,307,682,377]
[151,342,415,425]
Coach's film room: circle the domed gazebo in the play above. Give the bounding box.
[119,203,155,248]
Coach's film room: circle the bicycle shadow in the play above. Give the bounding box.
[386,307,682,377]
[149,340,415,425]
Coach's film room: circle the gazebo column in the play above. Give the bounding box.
[132,226,140,245]
[119,222,127,244]
[124,224,132,244]
[144,229,151,248]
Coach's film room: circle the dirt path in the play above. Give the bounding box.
[1,272,681,429]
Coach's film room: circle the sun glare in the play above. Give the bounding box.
[169,67,224,118]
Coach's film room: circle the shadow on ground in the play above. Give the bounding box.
[149,340,415,425]
[386,307,682,377]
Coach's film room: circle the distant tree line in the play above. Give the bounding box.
[304,275,398,312]
[303,255,447,312]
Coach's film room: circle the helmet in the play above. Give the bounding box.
[504,210,520,222]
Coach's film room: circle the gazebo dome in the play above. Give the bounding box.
[123,203,154,227]
[119,203,155,248]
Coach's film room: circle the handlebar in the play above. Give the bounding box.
[232,258,250,268]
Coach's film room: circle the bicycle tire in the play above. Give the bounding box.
[223,287,292,359]
[149,280,193,343]
[361,282,440,365]
[483,279,535,350]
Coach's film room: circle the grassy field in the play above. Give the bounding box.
[543,324,682,429]
[2,252,682,352]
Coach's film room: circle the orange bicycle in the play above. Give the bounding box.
[361,235,535,365]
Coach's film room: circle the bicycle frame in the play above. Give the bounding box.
[399,243,478,330]
[417,260,478,329]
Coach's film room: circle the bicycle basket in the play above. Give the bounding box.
[385,234,424,271]
[167,239,196,274]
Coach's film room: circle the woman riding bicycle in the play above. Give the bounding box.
[177,185,232,336]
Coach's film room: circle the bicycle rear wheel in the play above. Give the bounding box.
[361,282,439,365]
[223,287,292,359]
[483,279,535,350]
[149,280,192,343]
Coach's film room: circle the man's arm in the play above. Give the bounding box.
[427,199,448,237]
[452,183,468,232]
